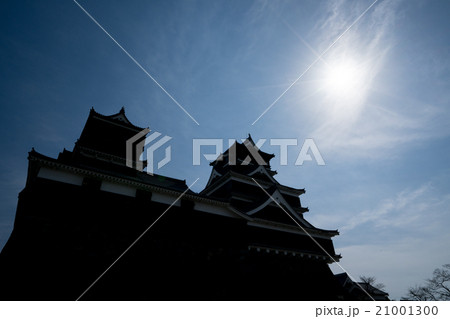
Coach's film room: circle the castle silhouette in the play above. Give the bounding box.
[0,108,347,300]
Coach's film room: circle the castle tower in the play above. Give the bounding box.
[0,109,343,300]
[201,135,340,264]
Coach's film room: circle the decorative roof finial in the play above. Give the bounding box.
[247,133,255,145]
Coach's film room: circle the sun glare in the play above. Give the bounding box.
[324,59,366,100]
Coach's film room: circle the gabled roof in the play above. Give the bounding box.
[210,134,275,167]
[198,136,343,243]
[202,170,305,197]
[243,187,312,227]
[89,107,145,132]
[74,108,147,162]
[245,134,275,161]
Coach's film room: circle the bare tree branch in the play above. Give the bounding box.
[403,264,450,301]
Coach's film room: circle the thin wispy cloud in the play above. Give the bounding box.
[329,179,450,299]
[315,99,446,159]
[341,184,427,231]
[303,0,409,156]
[340,183,450,233]
[303,0,450,159]
[1,0,449,300]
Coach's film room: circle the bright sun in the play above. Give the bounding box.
[324,60,365,100]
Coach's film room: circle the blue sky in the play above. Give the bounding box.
[1,0,450,300]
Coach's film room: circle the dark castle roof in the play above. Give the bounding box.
[210,134,275,167]
[75,107,146,160]
[0,107,344,300]
[202,133,339,237]
[90,107,145,131]
[42,108,191,193]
